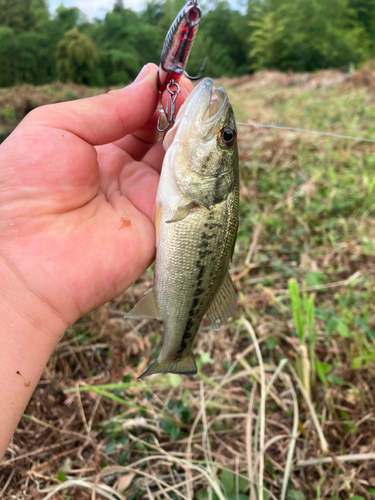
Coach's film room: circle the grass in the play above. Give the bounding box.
[0,82,104,143]
[2,67,375,499]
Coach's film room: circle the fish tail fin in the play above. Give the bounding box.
[139,353,197,379]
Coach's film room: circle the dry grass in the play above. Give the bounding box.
[1,68,375,500]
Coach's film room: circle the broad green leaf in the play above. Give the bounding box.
[238,473,249,493]
[316,361,331,375]
[305,272,325,286]
[337,322,350,338]
[221,469,235,496]
[168,374,182,388]
[287,488,307,500]
[57,472,67,482]
[352,356,364,369]
[196,489,209,500]
[199,351,215,365]
[104,442,116,453]
[316,361,332,388]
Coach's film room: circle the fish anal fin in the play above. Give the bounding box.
[125,289,161,320]
[166,203,196,223]
[206,272,237,331]
[139,353,197,378]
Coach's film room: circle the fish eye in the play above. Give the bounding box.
[220,126,236,147]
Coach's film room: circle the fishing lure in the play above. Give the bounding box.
[157,0,202,132]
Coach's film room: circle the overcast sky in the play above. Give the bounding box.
[47,0,245,21]
[48,0,146,20]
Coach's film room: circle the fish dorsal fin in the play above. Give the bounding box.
[125,289,161,320]
[206,272,237,331]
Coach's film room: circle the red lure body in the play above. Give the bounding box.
[157,1,202,93]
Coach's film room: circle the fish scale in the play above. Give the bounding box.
[155,198,238,363]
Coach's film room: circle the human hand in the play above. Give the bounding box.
[0,63,192,459]
[0,63,193,330]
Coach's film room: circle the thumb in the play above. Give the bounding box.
[25,64,159,146]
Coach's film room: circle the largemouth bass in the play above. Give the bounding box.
[126,78,239,378]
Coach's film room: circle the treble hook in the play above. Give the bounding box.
[157,80,180,133]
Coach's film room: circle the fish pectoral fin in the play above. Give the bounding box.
[124,289,161,320]
[139,353,197,378]
[166,203,195,223]
[206,272,237,331]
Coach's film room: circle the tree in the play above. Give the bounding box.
[30,0,50,31]
[56,27,98,84]
[97,49,139,85]
[188,1,250,77]
[140,0,164,26]
[0,27,17,86]
[113,0,125,13]
[54,6,84,31]
[248,0,371,72]
[92,9,159,85]
[0,0,49,33]
[17,32,56,84]
[248,6,287,71]
[349,0,375,35]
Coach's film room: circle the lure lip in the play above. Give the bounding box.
[163,78,229,151]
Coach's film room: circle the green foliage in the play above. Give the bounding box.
[97,49,138,85]
[248,0,372,71]
[113,0,125,13]
[196,469,249,500]
[288,279,317,396]
[90,8,160,85]
[249,7,287,71]
[286,488,307,500]
[1,0,375,86]
[0,0,49,34]
[188,2,250,77]
[55,6,84,32]
[0,26,17,86]
[56,471,67,482]
[17,31,56,84]
[288,279,315,346]
[0,105,16,122]
[56,27,98,84]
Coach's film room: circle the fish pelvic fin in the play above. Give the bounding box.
[139,353,197,379]
[125,289,161,320]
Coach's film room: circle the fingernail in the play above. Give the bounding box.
[134,65,150,84]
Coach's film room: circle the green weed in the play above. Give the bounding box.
[288,278,316,397]
[0,105,16,123]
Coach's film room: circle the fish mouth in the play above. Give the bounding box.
[163,78,229,151]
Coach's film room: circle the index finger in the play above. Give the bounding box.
[23,64,159,147]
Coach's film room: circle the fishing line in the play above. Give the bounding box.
[159,110,375,143]
[237,121,375,143]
